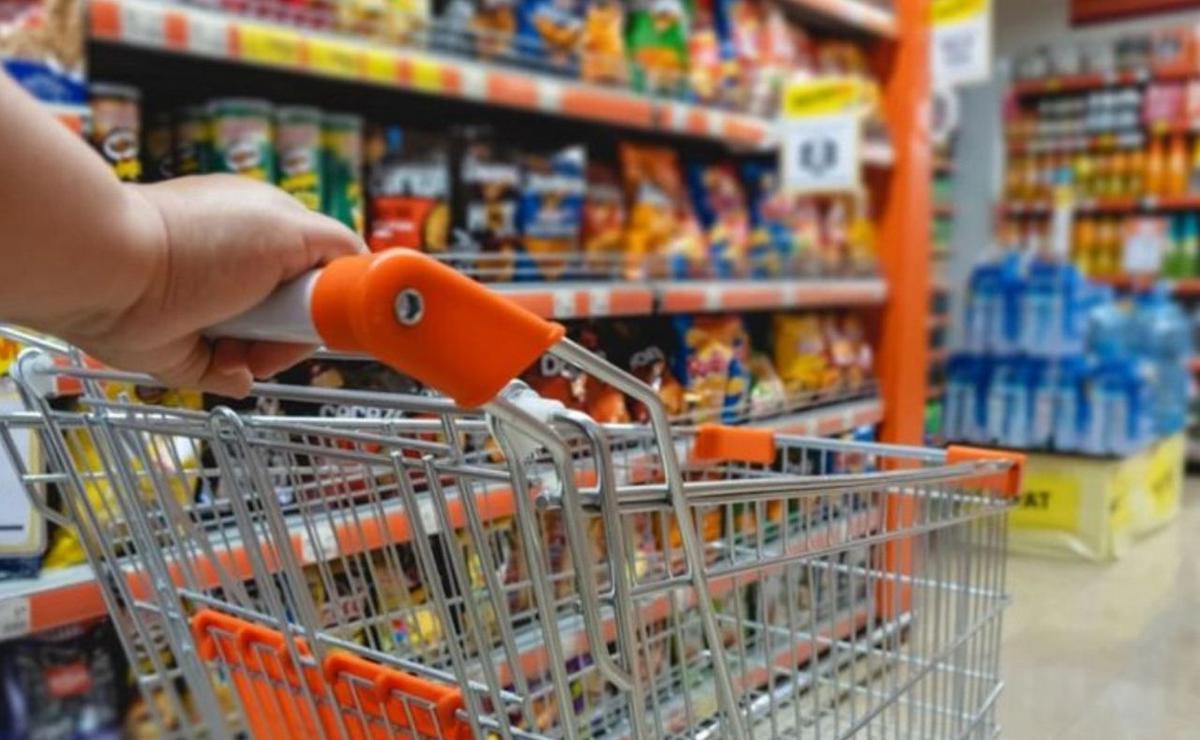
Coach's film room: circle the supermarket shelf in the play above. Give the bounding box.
[762,396,884,436]
[655,278,887,315]
[1093,274,1200,297]
[1006,194,1200,217]
[780,0,897,37]
[494,278,887,319]
[0,395,879,639]
[1010,66,1198,97]
[500,506,884,686]
[88,0,775,149]
[0,482,520,638]
[623,605,876,739]
[496,283,656,320]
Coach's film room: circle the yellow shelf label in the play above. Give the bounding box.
[410,56,445,92]
[364,49,398,84]
[238,24,305,68]
[932,0,987,26]
[1010,470,1080,531]
[308,38,362,79]
[781,77,864,118]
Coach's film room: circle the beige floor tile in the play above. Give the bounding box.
[997,478,1200,739]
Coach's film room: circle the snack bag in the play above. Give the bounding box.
[671,315,733,422]
[0,620,127,739]
[772,313,835,395]
[322,113,365,235]
[457,129,522,279]
[748,351,786,416]
[840,313,874,391]
[517,145,586,280]
[749,2,801,115]
[620,142,707,278]
[687,0,723,104]
[523,351,585,409]
[687,161,751,277]
[582,162,627,270]
[714,0,762,109]
[516,0,585,70]
[741,160,798,276]
[367,126,451,253]
[722,316,751,421]
[370,547,443,654]
[475,0,518,58]
[580,0,627,84]
[610,319,685,421]
[575,323,630,423]
[626,0,690,96]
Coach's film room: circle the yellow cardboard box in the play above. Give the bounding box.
[1008,433,1183,561]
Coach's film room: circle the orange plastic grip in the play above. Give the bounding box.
[946,446,1026,499]
[691,424,777,465]
[311,251,565,408]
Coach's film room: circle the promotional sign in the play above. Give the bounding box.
[779,77,864,194]
[932,0,992,88]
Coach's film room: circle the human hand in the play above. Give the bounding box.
[57,175,365,397]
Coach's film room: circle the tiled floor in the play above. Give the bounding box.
[998,478,1200,739]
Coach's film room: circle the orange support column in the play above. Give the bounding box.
[877,0,931,447]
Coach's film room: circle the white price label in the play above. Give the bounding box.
[300,520,339,564]
[417,497,442,535]
[780,115,861,194]
[0,598,31,641]
[121,2,166,47]
[931,0,992,89]
[1122,218,1166,275]
[188,14,230,58]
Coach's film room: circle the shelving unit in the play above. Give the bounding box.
[5,0,930,678]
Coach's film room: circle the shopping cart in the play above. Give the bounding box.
[0,250,1022,739]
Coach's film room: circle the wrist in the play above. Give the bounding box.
[39,184,168,345]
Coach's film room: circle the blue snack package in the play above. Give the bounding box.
[517,145,587,281]
[741,160,798,276]
[516,0,586,72]
[687,161,751,278]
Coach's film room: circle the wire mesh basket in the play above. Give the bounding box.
[0,250,1020,739]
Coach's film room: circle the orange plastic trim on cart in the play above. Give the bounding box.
[691,425,777,465]
[191,609,470,739]
[311,251,565,408]
[946,446,1027,500]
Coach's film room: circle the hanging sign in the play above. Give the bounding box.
[932,0,992,88]
[779,77,864,194]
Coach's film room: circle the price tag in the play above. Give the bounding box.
[1010,470,1080,532]
[121,1,166,47]
[1049,189,1075,258]
[779,78,863,194]
[308,38,363,80]
[300,520,339,563]
[238,23,305,68]
[409,56,445,92]
[188,14,229,57]
[931,0,992,89]
[1122,217,1166,275]
[0,598,30,640]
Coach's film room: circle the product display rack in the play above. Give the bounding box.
[1,0,932,690]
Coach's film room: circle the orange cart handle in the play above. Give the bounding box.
[207,250,565,408]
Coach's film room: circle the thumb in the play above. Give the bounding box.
[289,212,367,282]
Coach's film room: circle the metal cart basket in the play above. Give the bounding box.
[0,251,1022,739]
